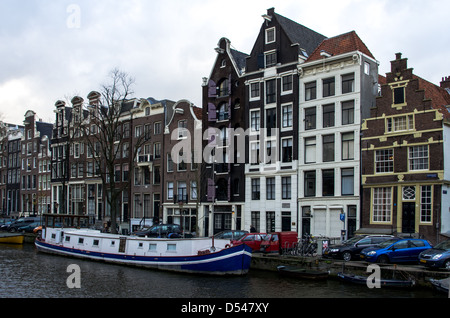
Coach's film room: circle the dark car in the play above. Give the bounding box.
[419,240,450,270]
[231,233,267,252]
[7,217,42,232]
[131,224,183,238]
[17,222,41,233]
[323,235,397,261]
[213,230,248,240]
[360,238,432,263]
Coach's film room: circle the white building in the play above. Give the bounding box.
[297,31,379,240]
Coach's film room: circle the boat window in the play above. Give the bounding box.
[93,239,99,247]
[51,233,56,239]
[149,244,157,251]
[111,240,116,247]
[78,238,84,245]
[167,244,176,251]
[65,236,71,242]
[138,242,143,249]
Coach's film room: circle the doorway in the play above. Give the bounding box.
[402,202,415,234]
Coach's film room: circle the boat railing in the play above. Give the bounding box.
[42,213,90,229]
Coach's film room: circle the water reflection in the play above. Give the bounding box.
[0,244,443,298]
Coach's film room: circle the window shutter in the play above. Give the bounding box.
[208,79,217,97]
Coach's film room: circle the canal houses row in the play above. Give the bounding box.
[0,7,449,244]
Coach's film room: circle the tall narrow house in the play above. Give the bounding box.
[297,31,379,239]
[361,53,450,244]
[244,8,326,233]
[202,37,248,236]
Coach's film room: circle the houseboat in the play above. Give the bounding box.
[35,214,252,276]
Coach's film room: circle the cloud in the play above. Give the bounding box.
[0,0,449,124]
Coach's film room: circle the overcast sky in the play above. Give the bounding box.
[1,0,449,124]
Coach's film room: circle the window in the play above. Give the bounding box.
[251,178,260,200]
[266,108,276,136]
[342,73,355,94]
[190,181,197,200]
[304,137,316,163]
[364,62,370,75]
[305,107,316,130]
[420,185,432,223]
[387,115,414,132]
[250,83,260,99]
[323,77,335,97]
[322,169,334,196]
[167,182,174,200]
[266,177,275,200]
[250,142,260,165]
[265,52,277,68]
[282,138,293,163]
[266,212,275,233]
[250,110,260,132]
[403,186,416,200]
[167,154,173,172]
[218,78,229,97]
[341,168,354,196]
[409,145,429,171]
[177,182,187,202]
[251,212,260,232]
[305,81,316,101]
[282,176,291,199]
[375,149,394,173]
[342,101,355,125]
[266,79,276,103]
[178,120,187,138]
[342,132,354,160]
[282,104,293,128]
[154,122,162,134]
[373,187,392,222]
[304,171,316,197]
[322,104,335,128]
[393,87,405,105]
[154,142,161,159]
[265,27,275,43]
[282,75,293,93]
[322,134,335,162]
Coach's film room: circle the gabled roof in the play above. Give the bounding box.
[274,12,327,57]
[230,48,249,75]
[306,31,375,62]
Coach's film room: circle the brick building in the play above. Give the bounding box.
[361,53,450,244]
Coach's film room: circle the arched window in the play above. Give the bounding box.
[217,78,229,97]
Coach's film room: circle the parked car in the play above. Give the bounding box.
[360,238,432,263]
[260,231,298,254]
[231,233,267,252]
[323,235,398,261]
[213,230,248,240]
[0,220,14,231]
[131,224,183,238]
[7,217,42,232]
[17,222,41,233]
[419,240,450,270]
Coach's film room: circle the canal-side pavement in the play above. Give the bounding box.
[251,253,450,288]
[24,233,449,289]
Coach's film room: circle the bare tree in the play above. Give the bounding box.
[77,69,149,233]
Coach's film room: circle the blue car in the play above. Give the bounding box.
[419,240,450,270]
[360,238,432,264]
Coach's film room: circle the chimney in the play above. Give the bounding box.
[440,76,450,90]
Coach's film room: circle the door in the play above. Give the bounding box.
[402,202,415,234]
[213,213,231,235]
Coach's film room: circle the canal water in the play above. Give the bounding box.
[0,243,444,299]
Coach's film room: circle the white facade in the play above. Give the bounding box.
[297,52,377,240]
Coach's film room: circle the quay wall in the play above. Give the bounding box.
[251,254,450,288]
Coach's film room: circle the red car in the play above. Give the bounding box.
[231,233,267,252]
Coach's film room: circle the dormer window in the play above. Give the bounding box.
[265,27,275,44]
